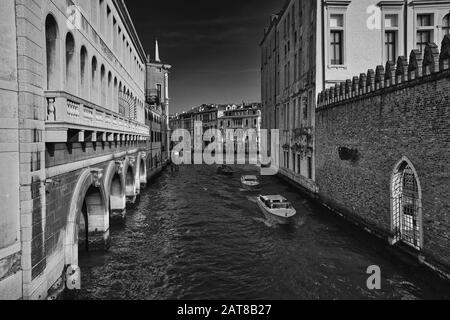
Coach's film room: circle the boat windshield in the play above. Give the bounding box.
[245,178,258,182]
[272,202,292,209]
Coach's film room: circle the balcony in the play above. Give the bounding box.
[146,89,161,106]
[45,91,149,143]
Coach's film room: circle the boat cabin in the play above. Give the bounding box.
[259,195,293,209]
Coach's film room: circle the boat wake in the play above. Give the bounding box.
[252,217,277,228]
[246,196,257,204]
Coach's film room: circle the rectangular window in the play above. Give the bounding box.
[329,14,344,65]
[417,14,432,27]
[417,30,431,52]
[416,14,433,52]
[297,154,301,174]
[385,31,396,62]
[385,14,398,28]
[330,30,343,65]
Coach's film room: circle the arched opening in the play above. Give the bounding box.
[139,158,147,186]
[125,165,136,203]
[100,65,106,107]
[45,15,59,90]
[80,46,88,98]
[110,173,125,219]
[391,159,423,250]
[78,185,107,252]
[65,32,76,93]
[91,57,98,103]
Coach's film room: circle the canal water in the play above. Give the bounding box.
[75,165,450,300]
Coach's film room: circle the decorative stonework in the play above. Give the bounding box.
[47,98,56,121]
[91,169,104,188]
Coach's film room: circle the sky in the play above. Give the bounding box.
[125,0,284,114]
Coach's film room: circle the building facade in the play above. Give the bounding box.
[260,0,450,193]
[169,103,262,158]
[0,0,169,300]
[218,104,262,154]
[146,40,172,169]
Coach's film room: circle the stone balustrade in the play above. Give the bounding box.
[45,90,149,143]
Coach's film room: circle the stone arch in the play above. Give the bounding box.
[45,14,60,90]
[64,169,109,267]
[103,161,126,221]
[65,32,76,94]
[390,157,423,250]
[123,157,137,204]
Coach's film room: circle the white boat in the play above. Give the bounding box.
[256,195,296,224]
[241,175,260,190]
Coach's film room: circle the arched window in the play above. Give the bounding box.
[113,77,118,113]
[80,46,88,98]
[65,32,76,93]
[107,71,112,108]
[91,56,98,103]
[45,15,59,90]
[391,158,422,250]
[100,64,106,107]
[443,14,450,36]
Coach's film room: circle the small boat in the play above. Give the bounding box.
[217,165,234,176]
[256,195,296,225]
[241,175,260,190]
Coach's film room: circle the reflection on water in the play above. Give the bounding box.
[74,165,450,300]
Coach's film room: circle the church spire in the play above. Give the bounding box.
[155,39,160,62]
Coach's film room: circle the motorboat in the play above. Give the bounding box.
[241,175,260,190]
[256,195,296,224]
[217,165,234,176]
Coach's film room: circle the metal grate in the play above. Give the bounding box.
[392,163,421,249]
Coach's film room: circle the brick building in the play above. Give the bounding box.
[315,39,450,277]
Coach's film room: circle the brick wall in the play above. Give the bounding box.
[316,40,450,274]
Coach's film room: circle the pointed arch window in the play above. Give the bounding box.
[391,159,422,250]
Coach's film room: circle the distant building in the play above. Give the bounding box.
[169,103,262,157]
[260,0,450,193]
[146,40,172,167]
[218,104,262,154]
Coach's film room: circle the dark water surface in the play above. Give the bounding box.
[75,165,450,300]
